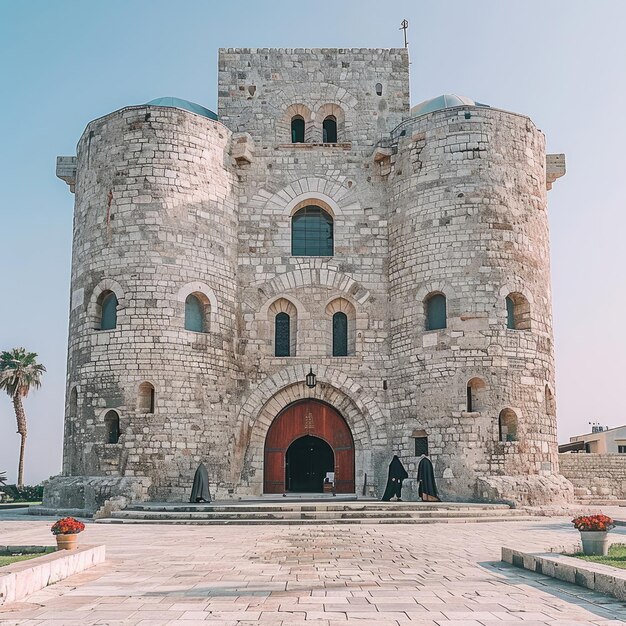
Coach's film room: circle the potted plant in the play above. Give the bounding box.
[572,514,614,556]
[51,516,85,550]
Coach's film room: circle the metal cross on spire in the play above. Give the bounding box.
[400,19,409,48]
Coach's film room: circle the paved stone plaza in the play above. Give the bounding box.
[2,515,626,624]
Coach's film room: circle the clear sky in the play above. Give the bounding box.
[1,0,625,484]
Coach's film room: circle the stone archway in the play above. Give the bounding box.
[264,400,355,494]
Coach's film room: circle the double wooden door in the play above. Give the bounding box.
[264,400,355,494]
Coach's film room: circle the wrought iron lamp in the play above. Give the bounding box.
[305,367,317,389]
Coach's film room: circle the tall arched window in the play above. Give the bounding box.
[275,312,291,357]
[69,387,78,418]
[498,409,518,442]
[506,293,531,330]
[323,115,337,143]
[138,382,155,414]
[291,206,334,256]
[425,293,446,330]
[99,291,118,330]
[185,293,209,332]
[332,312,348,357]
[291,116,305,143]
[104,410,120,444]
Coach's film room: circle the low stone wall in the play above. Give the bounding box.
[0,544,105,606]
[502,544,626,601]
[476,474,573,506]
[559,454,626,500]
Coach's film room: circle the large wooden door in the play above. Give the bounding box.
[264,400,355,494]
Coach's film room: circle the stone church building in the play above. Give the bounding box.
[48,47,573,513]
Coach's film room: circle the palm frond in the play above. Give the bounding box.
[0,348,46,398]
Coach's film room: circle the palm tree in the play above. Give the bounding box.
[0,348,46,488]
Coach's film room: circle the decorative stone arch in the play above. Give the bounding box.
[267,297,298,357]
[313,103,345,143]
[255,266,371,306]
[231,364,382,495]
[176,282,218,329]
[325,297,358,356]
[87,278,126,329]
[287,195,339,219]
[277,103,313,144]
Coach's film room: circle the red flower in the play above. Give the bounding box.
[572,514,614,532]
[51,517,86,535]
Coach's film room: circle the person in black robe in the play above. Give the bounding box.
[190,463,211,503]
[417,455,440,502]
[381,455,409,501]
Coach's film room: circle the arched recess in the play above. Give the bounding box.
[138,381,156,414]
[88,278,125,330]
[424,292,447,331]
[232,366,381,495]
[177,282,218,330]
[325,297,357,356]
[505,292,531,330]
[545,384,556,416]
[268,298,298,356]
[264,400,355,493]
[103,409,121,444]
[498,408,519,442]
[466,377,487,413]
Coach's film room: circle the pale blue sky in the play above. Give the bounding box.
[1,0,625,484]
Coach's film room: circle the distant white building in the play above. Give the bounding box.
[562,426,626,454]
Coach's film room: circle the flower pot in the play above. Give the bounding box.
[580,530,609,556]
[56,533,79,551]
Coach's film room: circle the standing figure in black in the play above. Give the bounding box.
[417,455,440,502]
[381,455,409,501]
[190,462,211,503]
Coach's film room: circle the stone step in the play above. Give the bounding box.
[107,508,527,521]
[96,515,537,526]
[124,501,513,513]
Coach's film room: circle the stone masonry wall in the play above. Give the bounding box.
[559,454,626,500]
[64,105,238,501]
[388,106,561,500]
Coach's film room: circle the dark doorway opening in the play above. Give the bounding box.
[285,435,334,492]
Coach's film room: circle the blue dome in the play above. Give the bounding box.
[145,97,218,120]
[411,94,488,117]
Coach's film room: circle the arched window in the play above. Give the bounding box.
[275,312,291,357]
[545,384,556,416]
[99,291,118,330]
[466,378,486,413]
[323,115,337,143]
[291,206,334,256]
[332,312,348,357]
[185,293,209,332]
[425,293,446,331]
[498,409,518,442]
[138,382,155,414]
[104,410,120,444]
[291,116,305,143]
[506,293,531,330]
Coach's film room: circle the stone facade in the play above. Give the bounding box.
[559,454,626,501]
[49,47,570,509]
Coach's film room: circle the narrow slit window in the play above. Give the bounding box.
[104,410,120,444]
[332,312,348,357]
[275,312,291,357]
[100,291,118,330]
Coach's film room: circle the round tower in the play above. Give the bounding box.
[389,98,565,503]
[63,103,238,500]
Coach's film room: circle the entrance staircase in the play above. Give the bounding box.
[95,499,534,525]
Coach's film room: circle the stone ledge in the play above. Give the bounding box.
[502,544,626,601]
[0,544,105,606]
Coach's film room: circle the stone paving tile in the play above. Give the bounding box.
[2,517,626,624]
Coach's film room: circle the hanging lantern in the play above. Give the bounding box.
[305,367,317,389]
